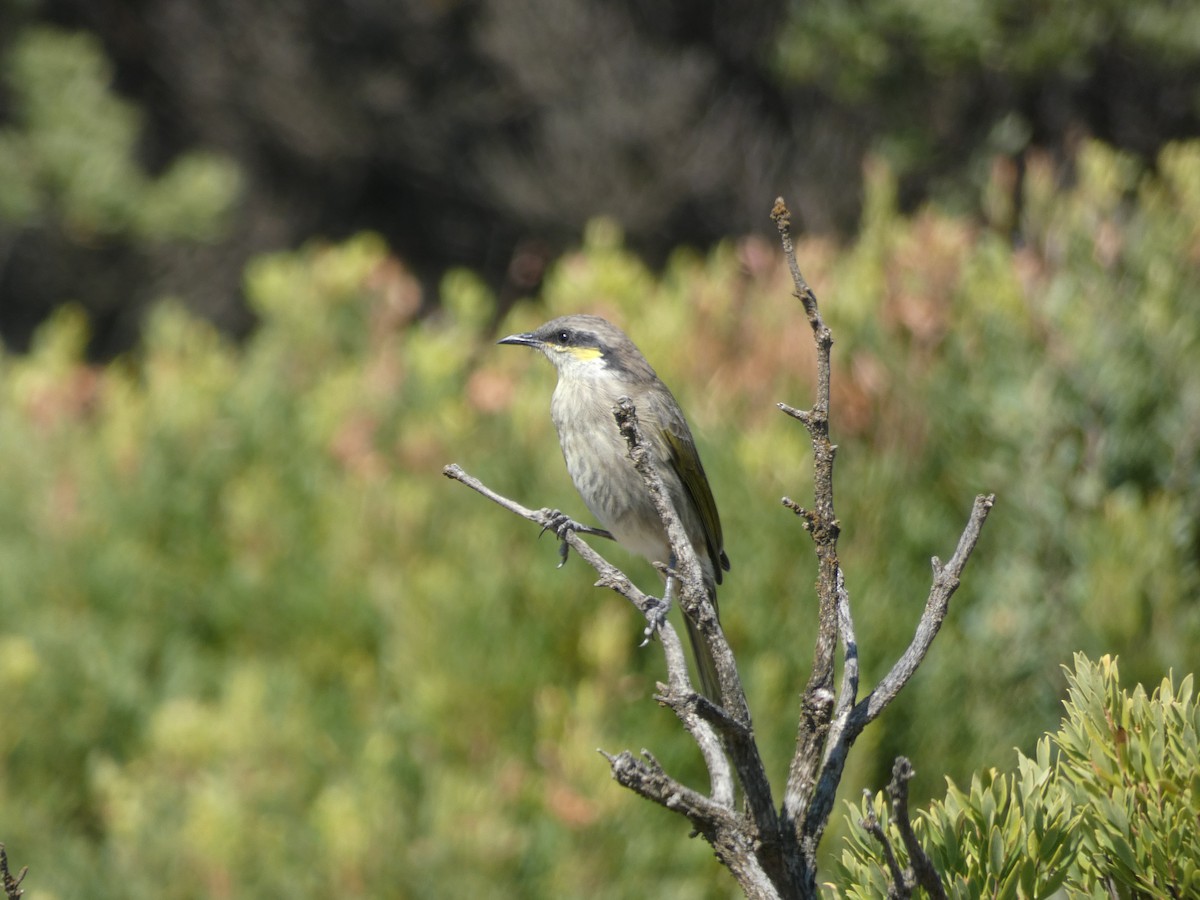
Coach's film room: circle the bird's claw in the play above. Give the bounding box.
[639,597,671,647]
[539,508,579,539]
[539,509,580,567]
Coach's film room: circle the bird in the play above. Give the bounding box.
[499,314,730,699]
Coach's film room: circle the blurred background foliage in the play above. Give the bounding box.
[1,135,1198,895]
[1,1,1199,897]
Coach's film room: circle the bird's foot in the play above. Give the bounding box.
[639,596,671,647]
[539,508,584,567]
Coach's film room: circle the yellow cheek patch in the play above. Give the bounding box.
[565,346,603,362]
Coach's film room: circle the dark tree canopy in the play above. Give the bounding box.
[2,0,1199,355]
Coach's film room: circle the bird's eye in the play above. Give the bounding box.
[557,329,571,344]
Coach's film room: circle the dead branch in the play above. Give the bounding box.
[442,460,740,804]
[445,196,994,899]
[0,845,26,900]
[887,758,947,899]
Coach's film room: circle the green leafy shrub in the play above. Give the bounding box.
[835,654,1200,897]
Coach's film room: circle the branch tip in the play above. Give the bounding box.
[0,844,26,900]
[887,756,947,899]
[778,401,814,424]
[771,197,791,229]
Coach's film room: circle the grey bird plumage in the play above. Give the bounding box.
[499,314,730,698]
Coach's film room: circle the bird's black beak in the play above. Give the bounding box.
[498,332,539,348]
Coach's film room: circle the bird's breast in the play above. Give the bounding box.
[550,377,673,562]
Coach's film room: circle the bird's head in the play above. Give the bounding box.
[498,314,649,381]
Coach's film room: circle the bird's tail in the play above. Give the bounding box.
[666,556,723,700]
[679,568,722,700]
[684,613,722,701]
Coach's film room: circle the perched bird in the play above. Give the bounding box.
[499,314,730,698]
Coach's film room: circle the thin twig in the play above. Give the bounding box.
[863,493,995,720]
[443,464,664,622]
[0,845,26,900]
[441,463,614,540]
[861,800,909,899]
[773,198,842,860]
[772,198,828,339]
[888,758,946,900]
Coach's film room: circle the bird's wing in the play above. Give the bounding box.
[663,423,729,585]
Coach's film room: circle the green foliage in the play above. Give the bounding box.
[834,654,1200,897]
[0,139,1198,897]
[0,26,240,240]
[1057,656,1200,895]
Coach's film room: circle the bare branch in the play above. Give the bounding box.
[773,199,842,851]
[611,399,781,841]
[441,466,639,636]
[444,464,662,623]
[444,462,738,810]
[801,493,994,856]
[441,463,613,540]
[600,748,729,824]
[887,759,946,900]
[610,398,713,644]
[834,567,859,717]
[651,614,736,808]
[0,845,26,900]
[603,747,786,900]
[771,198,992,892]
[860,800,910,900]
[611,401,724,701]
[863,493,995,721]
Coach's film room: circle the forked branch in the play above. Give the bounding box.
[443,462,734,806]
[771,198,993,891]
[859,759,948,899]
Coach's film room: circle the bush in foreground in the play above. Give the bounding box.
[837,654,1200,897]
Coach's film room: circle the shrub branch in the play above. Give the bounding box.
[0,845,26,900]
